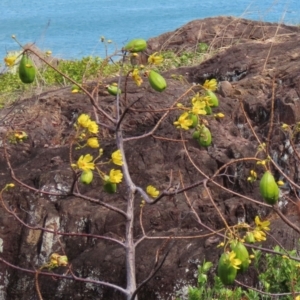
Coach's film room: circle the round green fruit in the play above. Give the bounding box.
[198,126,212,147]
[124,39,147,53]
[206,90,219,107]
[259,171,279,205]
[19,53,36,84]
[148,70,167,92]
[107,85,121,96]
[104,181,117,194]
[188,113,198,128]
[205,105,212,115]
[192,131,200,139]
[230,241,249,273]
[217,253,237,285]
[244,232,255,244]
[80,170,93,185]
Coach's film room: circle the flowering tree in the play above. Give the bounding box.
[2,36,300,300]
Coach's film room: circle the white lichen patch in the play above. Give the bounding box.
[39,215,60,264]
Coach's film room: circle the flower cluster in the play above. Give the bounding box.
[131,68,143,86]
[236,216,270,243]
[77,114,99,134]
[42,253,68,270]
[173,112,193,130]
[203,78,217,91]
[146,185,159,198]
[247,169,257,183]
[173,79,223,135]
[72,115,124,192]
[4,55,17,67]
[128,48,164,87]
[8,130,28,144]
[227,251,242,270]
[148,52,163,65]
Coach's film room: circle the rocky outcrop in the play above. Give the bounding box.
[1,16,300,299]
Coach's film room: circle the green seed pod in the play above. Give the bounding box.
[188,113,198,128]
[103,181,117,194]
[230,241,249,273]
[198,126,212,147]
[205,105,212,115]
[217,253,237,285]
[244,232,255,244]
[107,85,121,96]
[148,70,167,92]
[192,131,200,139]
[259,171,279,205]
[80,170,93,185]
[124,39,147,53]
[19,53,36,84]
[206,90,219,107]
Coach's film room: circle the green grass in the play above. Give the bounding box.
[0,42,212,107]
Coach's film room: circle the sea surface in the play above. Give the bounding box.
[0,0,299,60]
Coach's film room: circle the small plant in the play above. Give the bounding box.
[254,246,300,299]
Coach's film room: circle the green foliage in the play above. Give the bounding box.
[0,56,122,106]
[256,246,300,299]
[158,43,210,71]
[0,71,26,93]
[178,260,250,300]
[0,42,211,107]
[180,244,300,300]
[41,56,119,85]
[0,56,120,93]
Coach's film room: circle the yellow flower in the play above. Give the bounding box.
[217,242,225,248]
[87,137,99,148]
[256,160,266,165]
[191,93,203,105]
[88,121,99,134]
[191,100,206,115]
[49,253,68,268]
[109,169,123,183]
[252,229,266,242]
[4,55,17,67]
[250,170,257,178]
[14,131,28,140]
[111,150,123,166]
[255,216,270,231]
[77,154,95,171]
[214,113,225,118]
[148,52,164,65]
[228,251,242,269]
[77,114,91,128]
[277,180,284,186]
[7,183,15,188]
[281,123,289,130]
[146,185,159,198]
[173,112,193,130]
[203,79,217,91]
[295,296,300,300]
[45,50,52,57]
[132,68,143,86]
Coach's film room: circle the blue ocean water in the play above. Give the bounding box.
[0,0,299,60]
